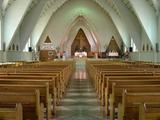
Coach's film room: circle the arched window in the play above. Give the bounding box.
[124,46,127,52]
[9,46,11,51]
[146,44,149,51]
[131,38,138,52]
[150,46,153,51]
[16,44,19,51]
[12,44,15,50]
[23,37,31,52]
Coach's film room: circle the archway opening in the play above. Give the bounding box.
[71,28,91,56]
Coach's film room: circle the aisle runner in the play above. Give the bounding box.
[55,59,107,120]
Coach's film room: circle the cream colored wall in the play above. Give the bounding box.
[141,29,153,51]
[39,0,122,56]
[129,52,160,63]
[0,51,33,62]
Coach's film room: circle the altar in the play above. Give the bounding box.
[74,51,87,58]
[108,51,119,57]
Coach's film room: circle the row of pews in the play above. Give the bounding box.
[87,60,160,120]
[0,60,74,120]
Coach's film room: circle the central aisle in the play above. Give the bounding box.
[55,59,107,120]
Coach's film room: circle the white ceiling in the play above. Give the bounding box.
[2,0,160,49]
[26,0,40,13]
[3,0,159,17]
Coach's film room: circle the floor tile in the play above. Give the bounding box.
[55,59,107,120]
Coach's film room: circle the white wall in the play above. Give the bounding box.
[0,51,33,62]
[6,51,33,62]
[158,13,160,50]
[39,0,122,53]
[9,28,20,50]
[129,51,160,63]
[157,53,160,63]
[141,29,153,51]
[0,19,1,50]
[130,52,154,62]
[115,0,142,50]
[4,0,32,48]
[19,0,46,50]
[0,10,3,51]
[129,0,157,49]
[0,51,6,62]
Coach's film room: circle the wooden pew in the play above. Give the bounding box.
[0,63,71,94]
[100,76,160,106]
[97,74,156,99]
[87,62,160,92]
[0,60,74,119]
[0,75,67,113]
[0,77,58,102]
[139,103,160,120]
[87,62,160,85]
[0,75,62,103]
[0,83,52,120]
[118,90,160,120]
[103,78,160,115]
[86,60,160,120]
[109,84,160,120]
[0,64,73,93]
[12,68,70,94]
[0,90,44,120]
[0,103,23,120]
[97,76,157,107]
[96,71,155,86]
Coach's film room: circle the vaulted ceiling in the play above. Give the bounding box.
[1,0,160,52]
[1,0,159,15]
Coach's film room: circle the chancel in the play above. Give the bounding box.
[108,51,119,57]
[71,28,91,57]
[74,50,87,58]
[0,0,160,120]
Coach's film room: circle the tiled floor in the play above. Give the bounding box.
[55,59,107,120]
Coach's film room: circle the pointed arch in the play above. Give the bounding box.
[71,28,91,56]
[93,0,130,48]
[31,0,130,50]
[4,0,32,49]
[114,0,142,50]
[59,16,100,57]
[129,0,157,49]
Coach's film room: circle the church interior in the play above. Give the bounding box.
[0,0,160,120]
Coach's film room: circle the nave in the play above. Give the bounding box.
[0,59,160,120]
[1,0,160,119]
[55,60,107,120]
